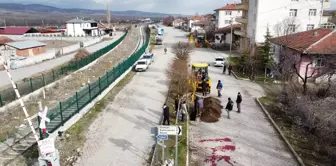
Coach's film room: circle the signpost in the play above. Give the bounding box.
[158,125,182,136]
[156,134,168,141]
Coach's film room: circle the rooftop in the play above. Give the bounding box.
[6,40,46,50]
[190,15,204,21]
[215,3,238,11]
[0,27,39,35]
[270,28,336,54]
[215,24,241,33]
[66,18,97,24]
[0,36,14,45]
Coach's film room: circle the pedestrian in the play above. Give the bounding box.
[223,62,227,74]
[180,101,187,122]
[197,96,204,119]
[164,47,167,54]
[202,79,207,96]
[228,65,233,75]
[236,92,242,113]
[216,80,223,97]
[162,103,170,125]
[225,98,234,119]
[175,95,179,115]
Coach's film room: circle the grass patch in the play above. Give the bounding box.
[58,71,136,165]
[259,96,332,166]
[227,57,240,66]
[154,95,188,166]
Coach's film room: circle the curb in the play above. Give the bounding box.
[255,97,305,166]
[231,71,250,81]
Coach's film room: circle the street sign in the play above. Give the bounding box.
[158,125,182,136]
[38,137,55,155]
[156,134,168,141]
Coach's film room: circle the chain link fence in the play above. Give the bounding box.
[0,32,128,107]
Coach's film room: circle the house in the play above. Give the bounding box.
[0,36,14,49]
[214,3,242,29]
[5,40,46,56]
[0,27,40,36]
[234,0,330,53]
[66,18,99,37]
[173,19,185,28]
[270,28,336,82]
[188,16,204,32]
[214,24,241,45]
[320,10,336,29]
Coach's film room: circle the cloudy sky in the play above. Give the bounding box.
[3,0,336,15]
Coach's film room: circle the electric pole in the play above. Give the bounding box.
[229,17,233,65]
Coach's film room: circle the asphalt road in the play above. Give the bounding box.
[0,32,124,88]
[74,27,187,166]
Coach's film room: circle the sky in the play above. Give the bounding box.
[2,0,336,15]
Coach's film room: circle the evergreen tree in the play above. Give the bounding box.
[260,27,274,81]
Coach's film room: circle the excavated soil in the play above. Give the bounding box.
[72,48,90,62]
[200,97,223,123]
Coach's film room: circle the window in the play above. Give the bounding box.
[289,9,297,17]
[225,20,230,24]
[307,24,314,30]
[314,57,326,67]
[288,24,296,33]
[309,9,317,16]
[225,11,232,15]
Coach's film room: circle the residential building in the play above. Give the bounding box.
[5,40,46,56]
[188,16,204,32]
[173,19,185,28]
[214,3,242,29]
[214,24,241,45]
[66,18,99,37]
[0,27,40,36]
[270,28,336,83]
[235,0,331,53]
[321,10,336,29]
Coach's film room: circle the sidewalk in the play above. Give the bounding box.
[0,32,124,88]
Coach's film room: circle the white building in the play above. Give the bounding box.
[188,16,204,32]
[66,18,99,37]
[234,0,331,52]
[214,3,242,29]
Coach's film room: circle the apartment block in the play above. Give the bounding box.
[235,0,330,52]
[214,4,242,29]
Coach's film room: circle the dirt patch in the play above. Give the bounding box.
[0,27,140,142]
[200,97,223,123]
[72,49,90,62]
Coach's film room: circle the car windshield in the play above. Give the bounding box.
[138,61,146,65]
[143,56,151,59]
[215,58,224,61]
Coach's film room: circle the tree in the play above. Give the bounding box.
[163,16,175,26]
[259,27,274,81]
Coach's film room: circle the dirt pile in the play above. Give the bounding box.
[200,97,223,123]
[72,49,90,62]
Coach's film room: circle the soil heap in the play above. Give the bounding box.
[200,97,223,123]
[73,48,90,62]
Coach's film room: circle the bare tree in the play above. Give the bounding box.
[273,17,301,37]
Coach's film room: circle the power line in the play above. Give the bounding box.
[258,1,322,15]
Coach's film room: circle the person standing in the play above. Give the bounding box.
[216,80,223,97]
[162,103,170,125]
[201,79,207,96]
[175,95,179,116]
[228,65,233,75]
[180,101,187,122]
[236,92,242,113]
[197,97,204,118]
[225,98,233,119]
[164,47,167,54]
[223,62,227,74]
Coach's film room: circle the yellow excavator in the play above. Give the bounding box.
[190,63,211,102]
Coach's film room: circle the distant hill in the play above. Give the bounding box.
[0,3,182,17]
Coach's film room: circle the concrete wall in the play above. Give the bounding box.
[216,10,242,29]
[12,49,56,68]
[61,43,80,55]
[15,46,46,56]
[249,0,328,43]
[83,37,102,47]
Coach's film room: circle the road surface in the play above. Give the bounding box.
[189,47,297,165]
[0,32,124,88]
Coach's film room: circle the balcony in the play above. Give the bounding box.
[235,1,248,10]
[235,17,248,24]
[234,30,247,37]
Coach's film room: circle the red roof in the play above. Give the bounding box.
[0,27,39,35]
[0,36,14,45]
[215,4,237,11]
[215,24,241,33]
[270,28,334,54]
[191,16,204,21]
[193,20,207,26]
[306,31,336,54]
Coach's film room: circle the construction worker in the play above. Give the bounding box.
[201,79,207,96]
[225,98,234,119]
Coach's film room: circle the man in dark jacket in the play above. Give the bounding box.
[225,98,233,119]
[236,92,242,113]
[223,62,227,74]
[201,79,207,96]
[162,103,170,125]
[175,95,179,115]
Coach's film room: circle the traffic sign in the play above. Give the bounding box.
[156,134,168,141]
[38,137,55,156]
[158,125,182,136]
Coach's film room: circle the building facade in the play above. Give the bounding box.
[66,18,99,37]
[5,40,46,56]
[235,0,330,52]
[214,4,242,29]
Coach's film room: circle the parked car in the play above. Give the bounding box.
[214,57,225,67]
[141,53,154,65]
[135,59,149,72]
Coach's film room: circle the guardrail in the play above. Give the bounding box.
[0,32,128,107]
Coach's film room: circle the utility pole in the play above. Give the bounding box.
[25,20,28,27]
[229,17,233,64]
[106,0,111,28]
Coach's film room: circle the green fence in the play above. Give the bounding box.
[44,28,150,136]
[0,32,128,107]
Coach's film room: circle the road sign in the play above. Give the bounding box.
[156,134,168,141]
[38,137,55,156]
[158,125,182,136]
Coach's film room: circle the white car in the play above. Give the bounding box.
[135,59,149,72]
[214,57,225,67]
[141,53,154,65]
